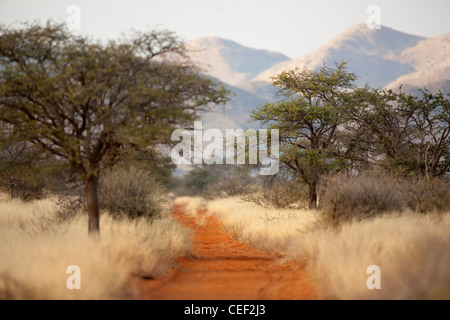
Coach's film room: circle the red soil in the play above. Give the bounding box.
[137,206,317,300]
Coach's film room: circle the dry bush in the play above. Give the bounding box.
[203,174,259,199]
[404,178,450,214]
[0,176,44,202]
[54,192,85,223]
[99,166,170,220]
[320,175,404,227]
[55,166,170,221]
[243,180,308,209]
[0,196,191,299]
[321,174,450,228]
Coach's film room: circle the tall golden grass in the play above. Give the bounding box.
[0,195,192,300]
[287,212,450,299]
[205,196,450,299]
[206,197,317,252]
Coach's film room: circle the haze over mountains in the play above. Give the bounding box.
[186,23,450,129]
[187,37,290,86]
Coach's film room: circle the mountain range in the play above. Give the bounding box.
[186,23,450,130]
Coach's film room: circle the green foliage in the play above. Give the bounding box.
[0,21,228,180]
[0,131,67,200]
[251,62,357,208]
[253,63,449,213]
[0,21,229,232]
[346,87,450,178]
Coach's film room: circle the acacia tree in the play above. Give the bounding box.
[0,22,228,233]
[341,87,410,171]
[399,89,450,178]
[251,62,357,209]
[347,87,450,178]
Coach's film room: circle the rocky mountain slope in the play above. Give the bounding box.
[187,24,450,129]
[186,37,290,86]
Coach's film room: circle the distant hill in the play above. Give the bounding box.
[186,37,290,86]
[253,24,426,88]
[186,24,450,130]
[385,33,450,93]
[199,80,266,131]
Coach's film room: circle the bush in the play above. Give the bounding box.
[54,191,85,223]
[243,180,308,209]
[321,174,450,228]
[204,173,258,199]
[320,174,403,227]
[405,179,450,214]
[0,176,44,202]
[54,166,169,221]
[99,166,170,220]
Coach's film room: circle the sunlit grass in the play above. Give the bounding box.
[0,195,192,300]
[204,195,450,299]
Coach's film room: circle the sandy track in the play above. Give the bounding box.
[137,206,316,300]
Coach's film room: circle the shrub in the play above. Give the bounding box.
[244,180,308,209]
[0,176,44,202]
[99,166,170,220]
[320,174,404,227]
[179,167,218,196]
[54,166,170,221]
[320,174,450,228]
[204,173,258,199]
[404,178,450,214]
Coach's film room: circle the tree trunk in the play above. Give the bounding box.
[308,182,318,210]
[85,175,100,234]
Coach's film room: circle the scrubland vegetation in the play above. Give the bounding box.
[1,21,449,300]
[0,166,191,300]
[190,173,450,300]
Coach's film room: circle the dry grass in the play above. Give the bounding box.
[206,197,317,252]
[321,174,450,228]
[204,194,450,300]
[173,196,205,217]
[286,212,450,299]
[0,194,192,300]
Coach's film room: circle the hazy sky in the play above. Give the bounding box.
[1,0,449,58]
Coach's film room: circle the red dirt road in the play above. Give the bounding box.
[138,206,316,300]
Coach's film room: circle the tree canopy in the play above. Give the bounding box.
[251,62,357,208]
[0,21,229,233]
[251,62,450,209]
